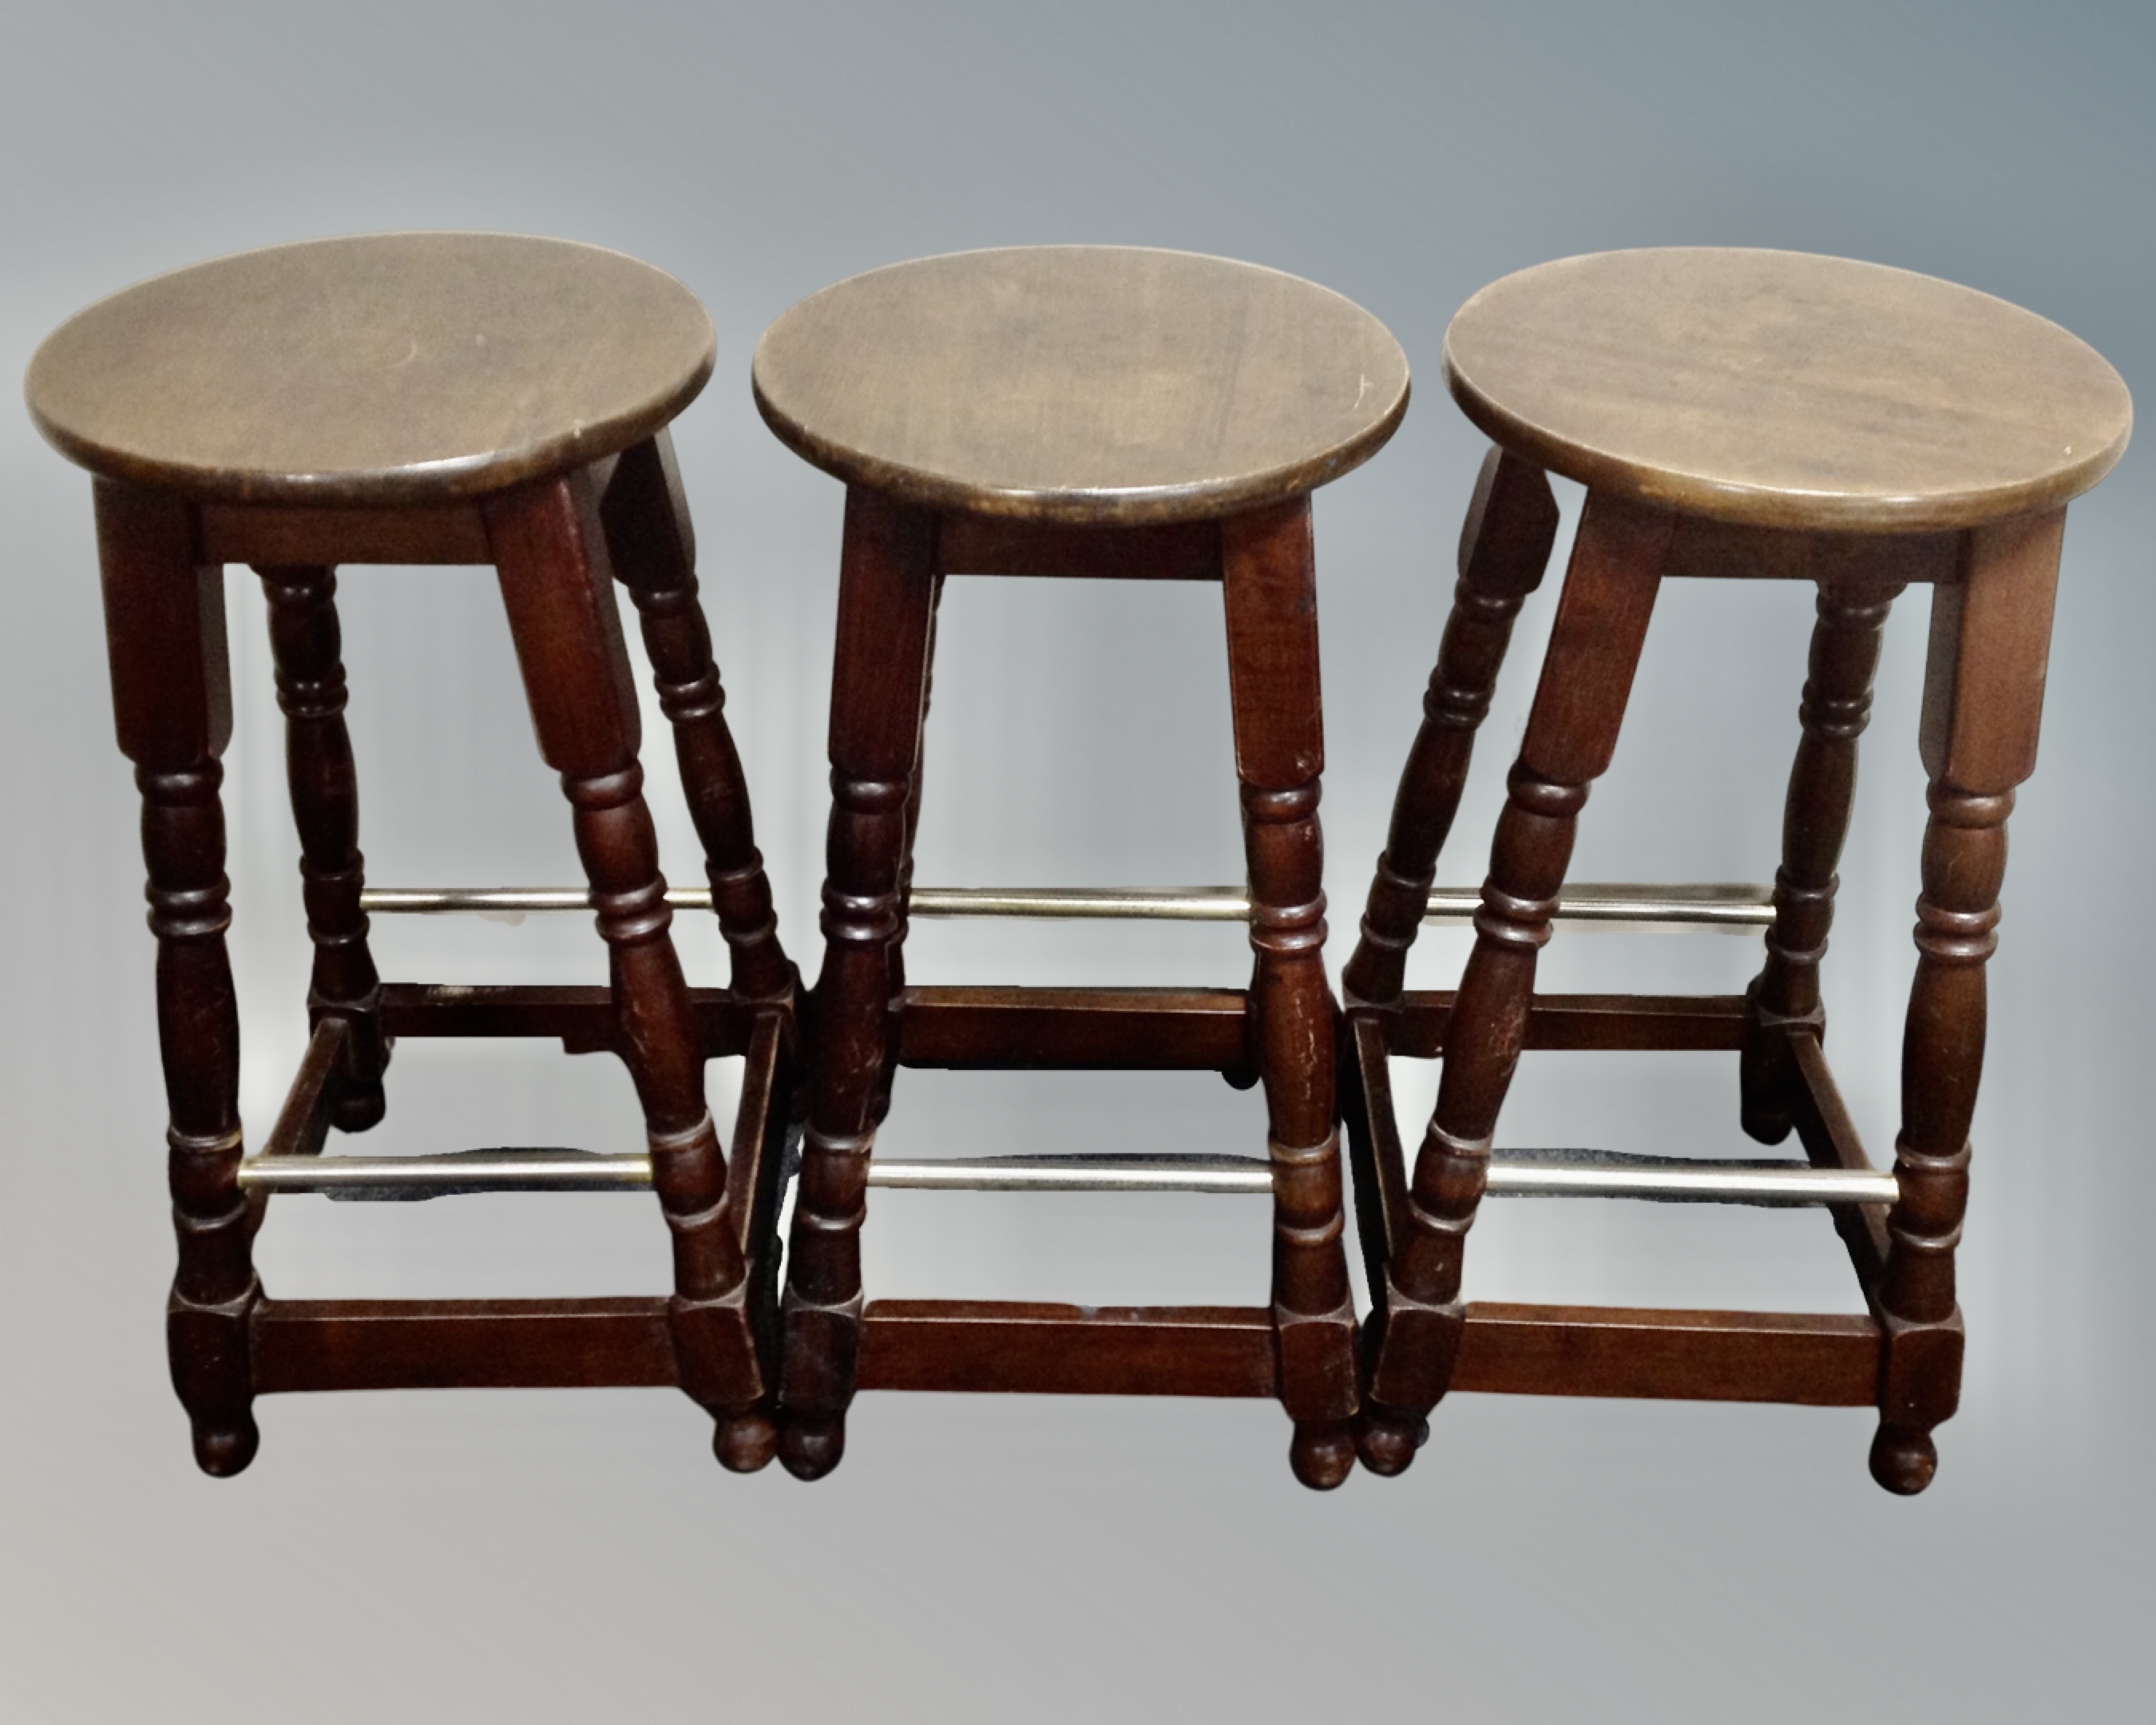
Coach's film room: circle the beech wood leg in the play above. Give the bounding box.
[256,564,388,1132]
[779,487,939,1479]
[1870,510,2064,1494]
[1343,447,1560,1008]
[96,481,259,1475]
[1359,490,1671,1473]
[1739,580,1902,1142]
[600,432,792,1006]
[486,468,771,1469]
[1222,498,1360,1489]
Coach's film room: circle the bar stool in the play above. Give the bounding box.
[751,246,1410,1486]
[27,232,796,1473]
[1341,248,2130,1491]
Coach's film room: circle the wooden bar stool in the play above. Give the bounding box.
[751,246,1409,1486]
[28,232,797,1474]
[1342,248,2130,1491]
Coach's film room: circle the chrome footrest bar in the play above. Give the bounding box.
[240,1148,1892,1204]
[358,882,1774,930]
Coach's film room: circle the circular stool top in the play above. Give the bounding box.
[1442,248,2131,533]
[25,232,715,506]
[751,246,1410,525]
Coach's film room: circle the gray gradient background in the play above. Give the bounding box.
[2,2,2151,1719]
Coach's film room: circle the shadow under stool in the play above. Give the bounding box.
[751,246,1409,1486]
[27,232,798,1474]
[1340,247,2130,1492]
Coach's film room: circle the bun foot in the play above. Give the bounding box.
[714,1408,779,1473]
[1355,1406,1426,1477]
[191,1416,260,1477]
[1289,1418,1357,1490]
[333,1079,387,1134]
[779,1411,846,1481]
[1869,1422,1939,1495]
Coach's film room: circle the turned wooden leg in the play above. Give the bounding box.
[486,467,771,1470]
[1740,580,1903,1142]
[600,432,792,1006]
[1871,509,2064,1494]
[779,487,939,1479]
[256,564,388,1132]
[878,572,946,1124]
[1360,490,1671,1474]
[96,481,258,1476]
[1342,447,1560,1008]
[1222,498,1360,1489]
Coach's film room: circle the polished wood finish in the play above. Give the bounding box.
[95,478,257,1477]
[1350,248,2126,1491]
[257,563,388,1131]
[764,252,1395,1489]
[1740,581,1902,1143]
[599,430,792,1004]
[753,246,1409,525]
[28,233,715,504]
[1343,446,1560,1008]
[1445,248,2131,530]
[50,235,795,1474]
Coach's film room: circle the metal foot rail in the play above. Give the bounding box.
[240,1148,1896,1205]
[359,882,1774,932]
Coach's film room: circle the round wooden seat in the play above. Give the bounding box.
[751,245,1410,525]
[1442,248,2131,532]
[26,232,715,505]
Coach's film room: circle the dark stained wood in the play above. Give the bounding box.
[1450,1305,1878,1405]
[1443,248,2132,530]
[485,466,769,1462]
[257,562,388,1130]
[245,1017,347,1238]
[1662,513,1956,587]
[1869,509,2064,1494]
[1221,497,1359,1487]
[1359,490,1672,1474]
[600,431,794,1006]
[200,500,493,567]
[857,1303,1278,1398]
[377,981,759,1058]
[1344,446,1560,1007]
[94,478,259,1477]
[1387,991,1748,1057]
[779,486,940,1480]
[752,247,1409,525]
[937,513,1223,581]
[899,986,1252,1070]
[1344,249,2123,1493]
[248,1294,1877,1410]
[252,1298,680,1394]
[1787,1031,1890,1293]
[1741,581,1901,1142]
[28,233,715,505]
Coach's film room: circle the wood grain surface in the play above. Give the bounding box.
[752,246,1409,524]
[26,232,715,504]
[1443,248,2130,530]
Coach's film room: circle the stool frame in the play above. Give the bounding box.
[1344,444,2061,1493]
[775,490,1362,1487]
[96,429,799,1475]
